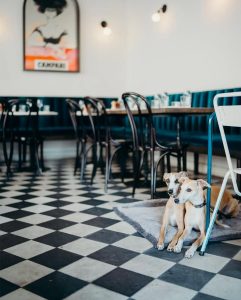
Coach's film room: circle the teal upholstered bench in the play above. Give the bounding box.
[151,88,241,174]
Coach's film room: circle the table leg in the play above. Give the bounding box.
[200,112,216,256]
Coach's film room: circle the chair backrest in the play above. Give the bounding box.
[122,92,154,150]
[214,92,241,196]
[66,98,101,144]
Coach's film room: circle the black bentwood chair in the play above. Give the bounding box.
[122,92,187,198]
[2,99,44,176]
[85,96,131,192]
[66,98,130,192]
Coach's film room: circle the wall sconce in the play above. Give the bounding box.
[152,4,167,22]
[101,21,112,36]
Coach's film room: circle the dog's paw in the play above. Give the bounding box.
[185,248,195,259]
[167,244,175,252]
[157,243,165,251]
[173,244,182,253]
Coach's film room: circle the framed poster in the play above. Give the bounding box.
[23,0,80,72]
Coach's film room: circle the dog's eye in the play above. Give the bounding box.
[175,179,179,184]
[166,179,170,183]
[186,188,192,192]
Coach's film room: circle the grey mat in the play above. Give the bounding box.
[114,199,241,247]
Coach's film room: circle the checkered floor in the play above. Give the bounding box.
[0,159,241,300]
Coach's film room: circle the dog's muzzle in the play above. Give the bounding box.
[174,198,180,204]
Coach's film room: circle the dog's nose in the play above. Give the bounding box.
[168,189,173,195]
[174,198,179,204]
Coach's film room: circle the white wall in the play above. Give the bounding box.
[0,0,127,97]
[125,0,241,94]
[0,0,241,97]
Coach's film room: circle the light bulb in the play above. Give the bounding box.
[103,27,112,36]
[152,12,161,22]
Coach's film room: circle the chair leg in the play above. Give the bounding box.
[182,150,187,171]
[74,141,80,175]
[18,140,22,171]
[177,152,181,172]
[237,158,241,191]
[200,170,230,256]
[166,154,171,173]
[194,152,199,175]
[105,144,110,193]
[90,145,98,185]
[132,150,141,197]
[80,144,86,182]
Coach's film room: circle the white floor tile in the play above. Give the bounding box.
[60,223,101,237]
[13,225,54,239]
[113,236,152,253]
[0,260,53,287]
[179,252,230,273]
[122,254,175,278]
[18,213,54,224]
[64,284,127,300]
[60,238,106,256]
[201,274,241,300]
[60,257,115,282]
[5,240,53,259]
[133,279,197,300]
[0,288,46,300]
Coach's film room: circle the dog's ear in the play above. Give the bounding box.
[163,173,170,182]
[197,179,211,190]
[178,171,189,179]
[178,177,187,184]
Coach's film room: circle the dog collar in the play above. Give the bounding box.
[192,201,206,208]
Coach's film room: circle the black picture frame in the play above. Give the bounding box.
[23,0,80,72]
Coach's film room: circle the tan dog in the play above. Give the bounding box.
[157,172,188,251]
[173,178,240,258]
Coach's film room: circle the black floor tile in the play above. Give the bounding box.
[94,268,153,297]
[47,194,73,200]
[81,193,102,198]
[42,208,73,218]
[219,259,241,280]
[38,219,76,230]
[31,248,82,270]
[35,231,79,247]
[192,293,225,300]
[0,251,23,270]
[86,229,127,244]
[12,194,38,201]
[45,200,71,207]
[89,245,138,266]
[8,202,35,209]
[144,247,186,263]
[206,242,240,258]
[0,234,27,250]
[25,271,87,300]
[0,220,31,233]
[1,210,33,220]
[82,207,111,216]
[83,217,119,228]
[0,278,19,297]
[159,264,215,291]
[82,199,107,206]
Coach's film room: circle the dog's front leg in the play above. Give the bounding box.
[167,207,184,252]
[157,208,169,250]
[185,231,205,258]
[173,226,191,253]
[167,227,184,252]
